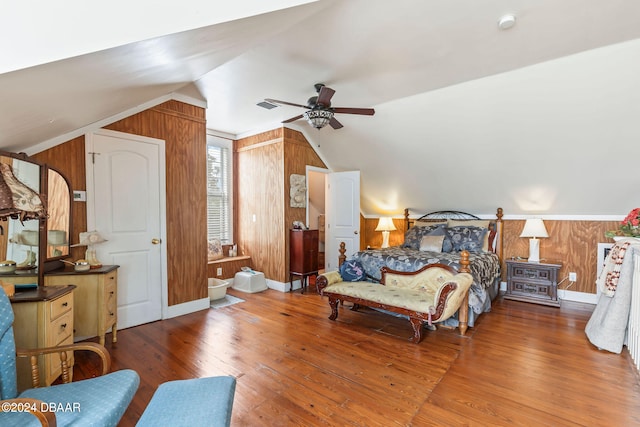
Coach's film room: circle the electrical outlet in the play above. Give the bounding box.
[569,272,577,282]
[216,267,223,276]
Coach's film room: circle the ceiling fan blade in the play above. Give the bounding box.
[329,117,343,129]
[317,86,335,107]
[333,107,375,116]
[265,98,308,109]
[282,114,303,123]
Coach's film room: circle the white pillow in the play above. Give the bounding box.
[420,235,444,252]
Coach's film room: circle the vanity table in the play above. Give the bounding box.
[0,150,77,391]
[9,284,76,392]
[45,265,119,345]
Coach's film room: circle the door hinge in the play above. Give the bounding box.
[88,152,101,164]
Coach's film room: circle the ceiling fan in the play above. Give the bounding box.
[264,83,375,130]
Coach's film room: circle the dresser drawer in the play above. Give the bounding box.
[511,266,552,282]
[49,311,73,345]
[509,280,554,300]
[50,291,73,320]
[104,281,117,327]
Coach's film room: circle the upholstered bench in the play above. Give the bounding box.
[317,263,473,343]
[136,376,236,427]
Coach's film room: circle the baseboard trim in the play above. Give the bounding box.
[266,278,303,292]
[501,281,597,305]
[164,297,210,319]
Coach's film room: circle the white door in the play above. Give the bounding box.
[86,129,166,329]
[325,171,360,271]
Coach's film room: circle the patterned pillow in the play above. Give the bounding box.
[403,224,446,249]
[447,219,492,251]
[339,260,365,281]
[208,239,224,261]
[444,226,488,252]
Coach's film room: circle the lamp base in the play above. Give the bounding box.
[528,238,541,263]
[381,231,390,249]
[86,247,102,268]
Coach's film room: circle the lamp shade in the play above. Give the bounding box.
[520,219,548,238]
[303,110,334,129]
[71,231,108,247]
[375,217,397,232]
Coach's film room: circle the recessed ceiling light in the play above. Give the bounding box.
[498,14,516,30]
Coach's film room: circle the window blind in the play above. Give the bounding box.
[206,143,231,243]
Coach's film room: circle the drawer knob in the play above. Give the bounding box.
[109,312,115,317]
[61,323,67,329]
[62,302,68,307]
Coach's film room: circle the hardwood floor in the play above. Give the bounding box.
[73,287,640,426]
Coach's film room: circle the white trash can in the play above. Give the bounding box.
[233,271,268,293]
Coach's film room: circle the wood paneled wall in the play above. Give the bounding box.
[283,128,326,280]
[235,132,285,282]
[105,100,207,306]
[359,216,620,294]
[234,128,326,283]
[35,100,207,307]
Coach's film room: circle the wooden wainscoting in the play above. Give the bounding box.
[207,256,251,280]
[359,216,620,295]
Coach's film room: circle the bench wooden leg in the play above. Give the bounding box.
[328,297,339,321]
[408,317,424,344]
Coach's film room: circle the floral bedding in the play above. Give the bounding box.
[348,247,500,314]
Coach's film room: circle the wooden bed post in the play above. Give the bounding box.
[495,207,504,264]
[338,242,346,267]
[458,250,471,335]
[404,208,410,231]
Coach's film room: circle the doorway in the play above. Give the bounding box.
[307,167,327,269]
[86,129,166,329]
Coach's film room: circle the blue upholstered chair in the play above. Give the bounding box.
[0,287,140,426]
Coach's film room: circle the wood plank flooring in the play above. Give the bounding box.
[72,287,640,426]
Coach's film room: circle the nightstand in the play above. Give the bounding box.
[505,259,562,307]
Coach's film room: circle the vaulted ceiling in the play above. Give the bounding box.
[2,0,639,217]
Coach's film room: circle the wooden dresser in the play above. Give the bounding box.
[10,285,76,392]
[45,265,119,345]
[505,259,562,307]
[289,229,319,293]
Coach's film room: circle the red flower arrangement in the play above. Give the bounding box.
[606,208,640,238]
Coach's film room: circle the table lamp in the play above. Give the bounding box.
[71,231,108,268]
[520,219,548,263]
[375,217,397,248]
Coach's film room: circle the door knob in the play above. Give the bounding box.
[354,231,358,235]
[151,238,162,244]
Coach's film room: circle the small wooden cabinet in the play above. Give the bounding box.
[289,229,319,293]
[45,266,119,345]
[11,285,76,392]
[505,259,562,307]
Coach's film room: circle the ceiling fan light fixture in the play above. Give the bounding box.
[303,109,333,129]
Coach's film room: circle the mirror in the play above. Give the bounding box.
[0,154,43,271]
[46,168,71,260]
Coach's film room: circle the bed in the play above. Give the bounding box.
[337,208,504,329]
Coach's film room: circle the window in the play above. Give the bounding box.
[206,135,232,243]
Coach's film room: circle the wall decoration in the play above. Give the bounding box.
[290,174,306,208]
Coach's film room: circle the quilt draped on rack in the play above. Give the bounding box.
[586,239,640,353]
